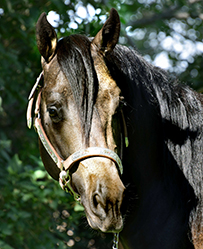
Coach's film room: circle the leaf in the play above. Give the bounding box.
[0,240,14,249]
[22,193,33,202]
[33,169,47,180]
[0,223,13,236]
[74,203,85,212]
[7,154,23,174]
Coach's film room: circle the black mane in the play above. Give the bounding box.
[105,44,203,235]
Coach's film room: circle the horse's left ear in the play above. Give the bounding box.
[92,8,120,54]
[36,13,58,63]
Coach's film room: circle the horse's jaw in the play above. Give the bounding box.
[71,157,125,233]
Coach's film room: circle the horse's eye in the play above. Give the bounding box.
[47,106,63,123]
[48,107,58,118]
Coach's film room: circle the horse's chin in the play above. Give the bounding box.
[86,212,123,233]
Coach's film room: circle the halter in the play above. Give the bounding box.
[27,71,127,249]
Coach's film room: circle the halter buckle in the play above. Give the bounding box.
[59,170,80,202]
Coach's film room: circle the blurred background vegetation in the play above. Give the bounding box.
[0,0,203,248]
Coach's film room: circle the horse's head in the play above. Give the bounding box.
[35,8,125,233]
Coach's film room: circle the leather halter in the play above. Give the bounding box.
[27,72,125,195]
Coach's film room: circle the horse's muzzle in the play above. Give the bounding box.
[72,157,125,233]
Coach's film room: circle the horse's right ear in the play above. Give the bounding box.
[36,13,57,63]
[92,8,120,55]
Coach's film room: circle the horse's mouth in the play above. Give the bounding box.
[81,197,124,233]
[86,212,123,233]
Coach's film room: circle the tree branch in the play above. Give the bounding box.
[127,6,179,28]
[127,1,202,28]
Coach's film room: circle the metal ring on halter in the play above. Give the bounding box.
[59,170,80,201]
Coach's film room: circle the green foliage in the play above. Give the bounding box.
[0,141,109,248]
[0,0,203,248]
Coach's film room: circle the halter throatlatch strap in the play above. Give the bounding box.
[35,116,64,170]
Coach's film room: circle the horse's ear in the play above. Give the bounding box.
[36,13,57,63]
[92,8,120,54]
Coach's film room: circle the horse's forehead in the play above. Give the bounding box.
[42,56,70,94]
[42,42,120,101]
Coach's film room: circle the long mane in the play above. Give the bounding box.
[105,44,203,232]
[107,44,203,190]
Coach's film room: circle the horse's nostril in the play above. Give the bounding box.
[92,193,105,209]
[91,192,106,218]
[93,193,99,208]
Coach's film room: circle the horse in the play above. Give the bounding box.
[27,8,203,249]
